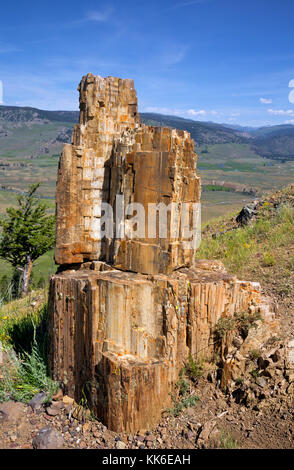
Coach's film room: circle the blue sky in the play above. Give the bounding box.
[1,0,294,126]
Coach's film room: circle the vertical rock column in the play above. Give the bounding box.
[55,74,140,265]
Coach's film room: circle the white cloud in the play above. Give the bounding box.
[284,119,294,124]
[260,97,272,104]
[187,109,206,116]
[143,106,220,120]
[171,0,210,9]
[144,106,181,115]
[268,108,294,116]
[86,10,113,22]
[68,9,114,27]
[160,45,189,67]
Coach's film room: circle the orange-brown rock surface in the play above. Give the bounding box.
[49,74,277,433]
[49,261,276,432]
[55,74,140,267]
[55,73,200,274]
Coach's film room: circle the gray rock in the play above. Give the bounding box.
[28,392,47,411]
[256,377,266,388]
[236,204,257,226]
[33,427,64,449]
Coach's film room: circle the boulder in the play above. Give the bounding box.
[32,427,63,449]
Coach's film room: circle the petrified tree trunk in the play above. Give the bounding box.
[48,74,278,433]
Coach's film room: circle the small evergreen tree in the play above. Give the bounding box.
[0,183,55,297]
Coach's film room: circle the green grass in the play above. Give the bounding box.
[0,288,58,403]
[197,199,294,277]
[203,185,236,192]
[185,354,205,379]
[168,368,201,417]
[0,289,48,351]
[218,429,239,449]
[0,343,58,403]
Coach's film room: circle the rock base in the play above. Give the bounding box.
[48,261,276,433]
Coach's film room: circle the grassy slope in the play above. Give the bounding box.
[0,288,58,402]
[0,121,73,196]
[198,184,294,338]
[201,191,253,224]
[197,143,294,193]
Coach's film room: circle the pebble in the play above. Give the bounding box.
[116,440,126,449]
[256,377,266,388]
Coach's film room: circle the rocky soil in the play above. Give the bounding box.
[0,328,293,450]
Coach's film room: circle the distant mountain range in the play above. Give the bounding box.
[1,105,294,161]
[0,105,79,124]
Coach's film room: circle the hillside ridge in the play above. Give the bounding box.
[1,105,294,159]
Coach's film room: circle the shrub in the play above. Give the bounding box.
[214,317,236,343]
[234,311,261,338]
[168,369,200,417]
[186,354,205,379]
[0,342,58,403]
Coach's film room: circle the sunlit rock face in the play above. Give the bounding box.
[49,74,277,433]
[55,73,201,274]
[55,74,140,266]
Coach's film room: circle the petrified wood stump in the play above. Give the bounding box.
[48,262,275,432]
[49,74,277,432]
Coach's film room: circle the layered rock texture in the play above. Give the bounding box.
[49,74,277,433]
[55,73,200,274]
